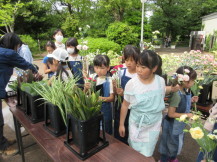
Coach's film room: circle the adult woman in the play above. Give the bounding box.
[0,33,38,156]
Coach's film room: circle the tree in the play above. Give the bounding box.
[0,0,24,33]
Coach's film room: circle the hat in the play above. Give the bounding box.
[48,48,68,62]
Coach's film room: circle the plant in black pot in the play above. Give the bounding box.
[33,77,77,136]
[20,81,46,123]
[63,86,109,160]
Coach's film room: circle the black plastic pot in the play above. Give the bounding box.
[17,88,26,112]
[24,92,44,123]
[197,84,213,106]
[64,113,109,160]
[44,102,66,137]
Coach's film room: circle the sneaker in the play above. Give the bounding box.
[0,146,18,156]
[7,139,16,146]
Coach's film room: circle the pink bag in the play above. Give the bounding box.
[204,103,217,132]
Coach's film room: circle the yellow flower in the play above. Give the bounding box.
[189,127,204,139]
[198,77,204,81]
[180,114,188,122]
[207,134,215,140]
[198,86,203,89]
[191,115,200,121]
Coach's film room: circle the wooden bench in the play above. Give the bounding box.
[10,105,150,162]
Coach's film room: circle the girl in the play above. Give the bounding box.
[66,37,84,85]
[53,29,65,49]
[47,48,72,82]
[84,55,114,135]
[42,41,56,79]
[159,66,198,162]
[119,50,165,161]
[114,45,140,144]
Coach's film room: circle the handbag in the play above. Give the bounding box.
[204,103,217,132]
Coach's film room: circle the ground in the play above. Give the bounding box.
[2,47,209,162]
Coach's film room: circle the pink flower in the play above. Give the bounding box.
[82,45,88,50]
[183,74,190,81]
[77,45,82,50]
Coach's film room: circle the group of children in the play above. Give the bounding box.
[41,29,202,162]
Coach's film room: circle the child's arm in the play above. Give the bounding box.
[99,93,114,102]
[165,85,179,95]
[43,63,52,74]
[83,82,91,93]
[168,106,193,118]
[119,99,130,137]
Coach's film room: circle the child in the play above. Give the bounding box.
[42,41,56,79]
[66,37,84,85]
[84,55,114,135]
[47,48,72,82]
[159,66,198,162]
[119,50,165,161]
[53,29,65,49]
[114,45,140,144]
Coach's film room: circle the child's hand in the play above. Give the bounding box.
[119,125,125,137]
[191,96,199,103]
[171,85,179,93]
[187,113,193,118]
[84,82,91,90]
[116,88,124,96]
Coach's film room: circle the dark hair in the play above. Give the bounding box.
[123,45,140,63]
[45,41,56,50]
[66,37,79,54]
[0,33,22,50]
[176,66,197,81]
[138,50,162,75]
[53,29,64,37]
[47,57,70,81]
[93,55,110,67]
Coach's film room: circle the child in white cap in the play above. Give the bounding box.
[47,48,72,82]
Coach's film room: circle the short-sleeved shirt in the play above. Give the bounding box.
[42,56,54,78]
[55,42,65,49]
[124,75,165,108]
[169,91,182,108]
[90,73,113,94]
[68,55,82,61]
[120,68,137,78]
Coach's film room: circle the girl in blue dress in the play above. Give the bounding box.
[66,37,84,86]
[159,66,198,162]
[84,55,114,135]
[119,50,165,161]
[114,45,140,144]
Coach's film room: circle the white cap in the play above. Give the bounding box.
[48,48,69,62]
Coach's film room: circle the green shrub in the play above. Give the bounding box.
[19,35,38,56]
[79,37,121,53]
[106,22,138,48]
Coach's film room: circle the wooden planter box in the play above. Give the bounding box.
[64,113,109,160]
[44,102,66,137]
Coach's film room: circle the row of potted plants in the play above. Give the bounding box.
[9,72,109,160]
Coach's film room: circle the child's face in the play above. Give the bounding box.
[46,46,54,54]
[54,31,63,37]
[48,59,59,72]
[183,80,195,88]
[94,65,110,77]
[125,57,136,71]
[136,64,157,80]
